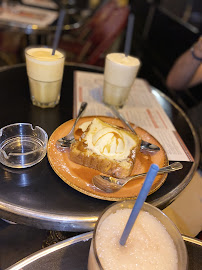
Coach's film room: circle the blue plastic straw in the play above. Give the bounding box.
[119,164,159,246]
[52,9,66,55]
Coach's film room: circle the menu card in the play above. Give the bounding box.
[0,4,58,27]
[73,71,194,162]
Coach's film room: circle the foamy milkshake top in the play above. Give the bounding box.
[26,48,64,61]
[107,53,140,66]
[96,209,178,270]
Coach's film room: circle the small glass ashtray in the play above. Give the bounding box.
[0,123,48,169]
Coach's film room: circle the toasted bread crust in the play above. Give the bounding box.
[69,118,141,178]
[69,142,135,178]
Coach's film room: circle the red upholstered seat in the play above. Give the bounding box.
[58,0,129,66]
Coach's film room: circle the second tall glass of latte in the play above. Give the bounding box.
[25,47,65,108]
[103,53,140,108]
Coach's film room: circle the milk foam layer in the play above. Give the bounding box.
[96,209,178,270]
[104,53,140,88]
[26,47,64,61]
[82,118,138,161]
[107,53,140,66]
[25,48,64,82]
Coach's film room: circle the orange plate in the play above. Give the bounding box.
[47,116,168,201]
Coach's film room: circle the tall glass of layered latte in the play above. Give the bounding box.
[103,53,140,107]
[25,47,65,108]
[88,200,187,270]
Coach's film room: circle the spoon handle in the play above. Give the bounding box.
[109,105,136,134]
[61,102,87,140]
[116,162,183,186]
[74,102,88,126]
[108,105,160,152]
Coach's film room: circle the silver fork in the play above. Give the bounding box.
[93,162,183,193]
[56,102,87,148]
[108,105,160,153]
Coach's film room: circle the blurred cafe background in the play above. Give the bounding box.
[0,0,202,111]
[0,0,202,268]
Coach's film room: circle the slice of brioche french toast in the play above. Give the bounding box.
[69,118,141,178]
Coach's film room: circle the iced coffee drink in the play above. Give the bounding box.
[103,53,140,107]
[25,47,65,108]
[88,200,187,270]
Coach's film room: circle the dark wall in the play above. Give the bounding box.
[130,1,201,95]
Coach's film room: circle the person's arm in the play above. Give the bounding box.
[166,36,202,91]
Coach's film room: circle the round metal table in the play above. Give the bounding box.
[0,63,200,231]
[6,232,202,270]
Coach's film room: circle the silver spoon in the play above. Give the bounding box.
[108,105,160,153]
[93,162,183,193]
[56,102,87,148]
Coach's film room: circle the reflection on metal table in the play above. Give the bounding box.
[0,63,200,232]
[0,0,102,35]
[6,232,202,270]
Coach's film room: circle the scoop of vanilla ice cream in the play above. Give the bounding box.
[83,118,138,161]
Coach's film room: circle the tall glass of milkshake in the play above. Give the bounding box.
[25,46,65,108]
[88,200,188,270]
[103,53,140,108]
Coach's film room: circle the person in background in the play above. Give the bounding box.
[166,36,202,90]
[164,36,202,240]
[166,35,202,170]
